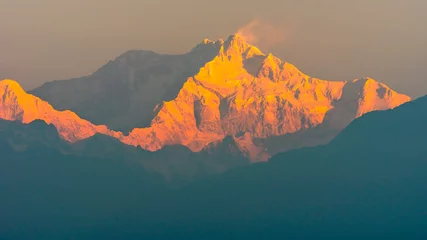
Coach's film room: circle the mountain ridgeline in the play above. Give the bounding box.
[0,33,414,187]
[0,33,425,238]
[1,84,426,238]
[29,34,410,161]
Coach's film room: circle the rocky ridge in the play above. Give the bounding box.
[2,34,411,161]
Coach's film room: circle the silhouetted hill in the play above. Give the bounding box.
[151,95,427,238]
[330,95,427,156]
[0,120,167,239]
[0,119,249,186]
[1,93,427,238]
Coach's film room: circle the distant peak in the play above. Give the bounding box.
[260,53,279,68]
[347,77,410,102]
[0,79,25,93]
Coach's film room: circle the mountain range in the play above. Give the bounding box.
[0,34,410,165]
[1,79,426,238]
[0,33,426,238]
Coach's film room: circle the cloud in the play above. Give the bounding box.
[236,19,286,51]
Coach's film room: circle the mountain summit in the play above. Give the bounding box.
[23,35,412,160]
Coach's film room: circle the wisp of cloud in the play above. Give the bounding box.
[236,19,286,51]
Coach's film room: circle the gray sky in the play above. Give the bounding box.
[1,0,426,97]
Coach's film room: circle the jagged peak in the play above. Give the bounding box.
[255,55,309,82]
[266,52,274,59]
[260,54,304,74]
[225,34,255,49]
[350,77,390,89]
[255,54,283,80]
[346,77,411,104]
[222,34,264,58]
[262,53,283,67]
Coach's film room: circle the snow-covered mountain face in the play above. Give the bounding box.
[20,34,411,161]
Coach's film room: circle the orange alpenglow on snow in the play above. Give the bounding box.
[122,35,410,154]
[0,35,411,161]
[0,79,123,142]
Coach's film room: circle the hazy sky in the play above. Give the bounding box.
[1,0,426,97]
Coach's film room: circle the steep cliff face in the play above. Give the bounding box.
[4,35,411,161]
